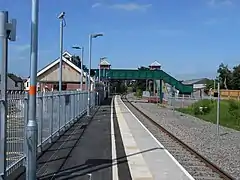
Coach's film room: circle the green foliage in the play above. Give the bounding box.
[111,81,128,94]
[134,89,143,97]
[231,65,240,90]
[90,69,96,77]
[217,63,233,89]
[132,80,146,92]
[191,99,214,115]
[138,66,149,70]
[228,100,240,124]
[204,79,214,94]
[177,99,240,130]
[127,86,133,93]
[217,63,240,90]
[228,99,239,111]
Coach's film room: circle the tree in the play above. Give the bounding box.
[217,63,233,89]
[138,66,149,70]
[83,65,88,71]
[111,80,127,94]
[90,70,96,77]
[71,55,81,68]
[204,79,214,94]
[231,65,240,90]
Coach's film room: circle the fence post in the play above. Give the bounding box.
[23,93,29,166]
[182,94,184,108]
[49,91,53,143]
[58,93,61,135]
[37,92,43,153]
[97,92,99,106]
[81,92,84,114]
[73,92,76,122]
[78,92,80,117]
[64,92,67,130]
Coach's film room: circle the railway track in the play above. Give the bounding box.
[121,95,235,180]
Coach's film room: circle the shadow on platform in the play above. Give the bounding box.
[8,97,163,180]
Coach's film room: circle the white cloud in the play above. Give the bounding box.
[207,0,233,7]
[92,2,101,8]
[92,2,152,12]
[110,3,152,11]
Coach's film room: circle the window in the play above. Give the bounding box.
[15,82,18,87]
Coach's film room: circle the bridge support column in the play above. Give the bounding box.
[159,79,163,104]
[153,79,156,96]
[108,82,110,96]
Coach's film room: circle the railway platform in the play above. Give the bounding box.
[114,95,194,180]
[9,96,194,180]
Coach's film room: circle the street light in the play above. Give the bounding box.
[87,33,104,116]
[58,11,66,92]
[26,0,39,179]
[99,56,107,82]
[72,46,84,91]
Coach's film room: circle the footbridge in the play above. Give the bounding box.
[93,68,193,103]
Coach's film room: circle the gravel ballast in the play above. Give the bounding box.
[127,95,240,180]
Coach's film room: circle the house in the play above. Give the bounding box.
[0,73,24,92]
[182,78,209,97]
[182,78,208,90]
[25,51,94,91]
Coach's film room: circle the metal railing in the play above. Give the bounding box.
[1,90,96,176]
[165,95,210,108]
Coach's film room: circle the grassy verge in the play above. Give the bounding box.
[176,99,240,131]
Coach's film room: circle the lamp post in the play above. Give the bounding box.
[58,12,66,92]
[72,46,84,91]
[26,0,39,179]
[99,57,107,82]
[216,74,220,143]
[87,33,103,116]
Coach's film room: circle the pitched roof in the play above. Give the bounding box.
[62,51,72,60]
[149,61,161,67]
[182,78,208,85]
[26,51,94,83]
[100,59,111,66]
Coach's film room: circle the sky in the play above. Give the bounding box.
[1,0,240,80]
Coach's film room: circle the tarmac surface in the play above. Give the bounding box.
[9,97,131,180]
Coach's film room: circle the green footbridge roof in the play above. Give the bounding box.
[94,69,193,94]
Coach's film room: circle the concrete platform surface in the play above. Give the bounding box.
[114,95,195,180]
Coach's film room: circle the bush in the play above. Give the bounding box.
[228,99,240,111]
[192,99,214,115]
[134,89,142,98]
[228,100,240,123]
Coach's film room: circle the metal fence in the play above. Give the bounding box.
[166,95,212,108]
[0,90,96,176]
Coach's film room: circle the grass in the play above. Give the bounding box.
[177,99,240,131]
